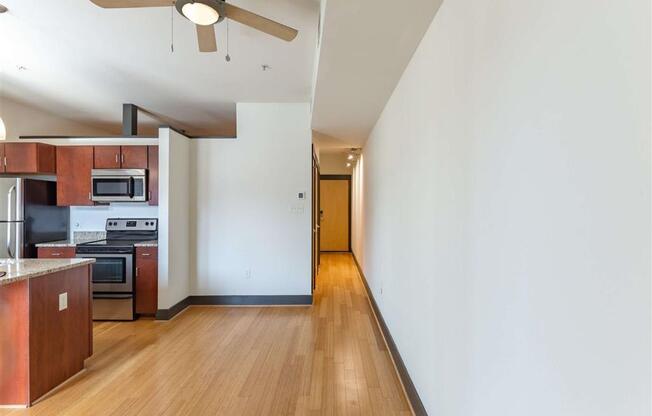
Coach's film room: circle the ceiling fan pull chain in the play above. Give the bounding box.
[170,4,175,53]
[225,18,231,62]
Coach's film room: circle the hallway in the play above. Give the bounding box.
[1,253,411,416]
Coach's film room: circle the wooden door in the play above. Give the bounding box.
[94,146,121,169]
[147,146,158,206]
[135,247,158,315]
[121,146,148,169]
[57,146,94,206]
[319,177,350,252]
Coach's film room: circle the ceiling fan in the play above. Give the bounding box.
[90,0,299,53]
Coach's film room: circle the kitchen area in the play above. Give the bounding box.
[0,141,160,407]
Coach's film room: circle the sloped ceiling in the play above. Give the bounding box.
[311,0,443,147]
[0,0,319,137]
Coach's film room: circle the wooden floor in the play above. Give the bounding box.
[1,253,411,416]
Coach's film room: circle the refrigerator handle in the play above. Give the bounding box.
[7,185,15,258]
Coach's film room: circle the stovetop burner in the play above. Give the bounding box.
[75,218,157,254]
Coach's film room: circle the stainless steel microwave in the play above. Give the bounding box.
[91,169,147,202]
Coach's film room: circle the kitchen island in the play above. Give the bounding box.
[0,258,95,407]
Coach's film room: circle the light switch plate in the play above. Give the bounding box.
[59,292,68,311]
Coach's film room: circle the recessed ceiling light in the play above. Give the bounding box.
[347,154,354,160]
[346,163,352,168]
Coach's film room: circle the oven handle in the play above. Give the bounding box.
[76,253,132,258]
[93,293,133,299]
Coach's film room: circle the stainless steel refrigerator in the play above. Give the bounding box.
[0,178,69,259]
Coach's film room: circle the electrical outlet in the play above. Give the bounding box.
[245,268,252,279]
[59,292,68,311]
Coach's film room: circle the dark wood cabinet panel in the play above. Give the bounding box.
[57,146,94,206]
[4,143,56,174]
[29,266,92,402]
[148,146,158,206]
[0,265,92,406]
[37,247,76,259]
[94,146,121,169]
[0,279,29,406]
[136,247,158,315]
[121,146,148,169]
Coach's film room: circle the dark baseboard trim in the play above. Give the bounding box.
[156,295,313,320]
[189,295,313,306]
[155,296,191,320]
[351,254,428,416]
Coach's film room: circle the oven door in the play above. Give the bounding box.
[92,174,147,202]
[77,253,133,293]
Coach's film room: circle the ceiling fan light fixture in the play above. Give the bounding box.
[182,2,219,26]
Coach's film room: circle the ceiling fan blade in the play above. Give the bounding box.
[196,24,217,52]
[223,3,298,42]
[89,0,172,8]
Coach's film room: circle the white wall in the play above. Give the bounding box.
[0,96,114,139]
[191,103,312,296]
[158,128,191,309]
[355,0,651,415]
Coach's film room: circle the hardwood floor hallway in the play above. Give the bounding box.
[1,253,411,416]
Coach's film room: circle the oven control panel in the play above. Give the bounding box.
[106,218,158,231]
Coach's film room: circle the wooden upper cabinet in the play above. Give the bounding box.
[94,146,148,169]
[57,146,94,206]
[148,146,158,206]
[121,146,148,169]
[3,143,55,174]
[94,146,121,169]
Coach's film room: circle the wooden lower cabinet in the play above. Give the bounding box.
[0,265,92,406]
[135,247,158,315]
[37,247,76,259]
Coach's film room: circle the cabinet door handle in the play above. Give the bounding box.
[88,192,92,201]
[135,267,139,277]
[121,154,124,164]
[141,253,151,257]
[115,154,119,164]
[3,156,6,167]
[51,252,62,256]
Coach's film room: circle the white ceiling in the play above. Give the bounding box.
[0,0,319,136]
[311,0,443,147]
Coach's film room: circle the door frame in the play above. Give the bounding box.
[319,174,352,253]
[311,146,320,292]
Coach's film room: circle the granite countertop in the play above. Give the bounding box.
[134,240,158,247]
[0,258,96,287]
[35,231,106,248]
